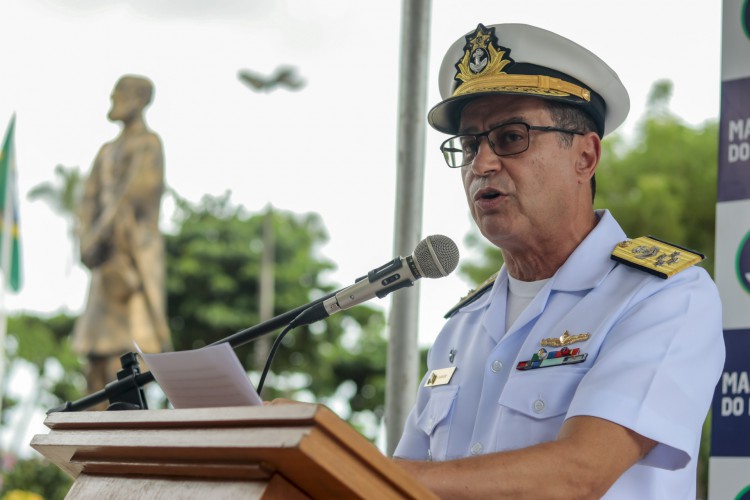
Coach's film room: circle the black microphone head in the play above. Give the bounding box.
[412,234,459,279]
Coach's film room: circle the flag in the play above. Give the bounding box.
[0,115,22,292]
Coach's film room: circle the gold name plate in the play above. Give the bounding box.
[425,366,457,387]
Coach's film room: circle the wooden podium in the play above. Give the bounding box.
[31,404,436,499]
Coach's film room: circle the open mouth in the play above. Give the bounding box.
[475,188,503,201]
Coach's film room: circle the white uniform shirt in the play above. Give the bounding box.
[394,210,725,499]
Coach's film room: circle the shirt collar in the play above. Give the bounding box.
[456,209,625,314]
[551,209,626,292]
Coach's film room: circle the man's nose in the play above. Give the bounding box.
[470,138,501,176]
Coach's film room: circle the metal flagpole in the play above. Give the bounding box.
[253,205,275,372]
[386,0,432,456]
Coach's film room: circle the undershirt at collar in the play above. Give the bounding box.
[505,275,551,332]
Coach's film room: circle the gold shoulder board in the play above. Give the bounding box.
[444,272,499,318]
[611,236,705,279]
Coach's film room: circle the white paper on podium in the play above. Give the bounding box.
[136,342,262,408]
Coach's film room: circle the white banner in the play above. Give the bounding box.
[710,1,750,498]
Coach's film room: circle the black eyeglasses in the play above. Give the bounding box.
[440,121,584,168]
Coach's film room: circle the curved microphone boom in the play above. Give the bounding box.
[290,234,459,327]
[50,235,459,411]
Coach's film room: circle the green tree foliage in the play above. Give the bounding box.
[595,81,718,275]
[27,165,84,256]
[2,192,390,497]
[27,164,84,221]
[0,457,72,500]
[165,192,388,431]
[1,315,81,500]
[3,314,82,422]
[458,230,504,287]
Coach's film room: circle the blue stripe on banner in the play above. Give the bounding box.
[711,329,750,457]
[717,77,750,202]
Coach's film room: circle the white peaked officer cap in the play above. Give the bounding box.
[429,23,630,137]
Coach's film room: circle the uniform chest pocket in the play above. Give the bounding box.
[495,369,585,452]
[416,385,459,461]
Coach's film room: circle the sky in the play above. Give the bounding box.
[0,0,724,447]
[0,0,723,330]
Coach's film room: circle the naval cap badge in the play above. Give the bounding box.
[453,24,514,95]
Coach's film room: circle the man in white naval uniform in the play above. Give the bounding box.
[394,23,724,499]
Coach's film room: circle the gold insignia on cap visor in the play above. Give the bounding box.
[452,24,591,102]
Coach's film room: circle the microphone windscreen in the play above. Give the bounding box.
[413,235,459,279]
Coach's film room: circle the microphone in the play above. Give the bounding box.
[52,235,459,411]
[290,234,459,327]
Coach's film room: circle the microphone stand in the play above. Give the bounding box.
[48,290,339,413]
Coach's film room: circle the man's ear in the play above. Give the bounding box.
[575,132,601,185]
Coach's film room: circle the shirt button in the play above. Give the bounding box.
[533,399,545,413]
[470,442,483,455]
[491,360,503,372]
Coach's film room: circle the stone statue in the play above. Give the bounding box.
[72,75,172,395]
